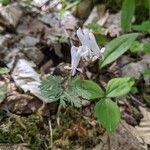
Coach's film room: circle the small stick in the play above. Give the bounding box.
[48,117,53,149]
[107,134,111,150]
[129,94,146,107]
[56,104,62,126]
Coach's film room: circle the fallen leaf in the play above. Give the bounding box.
[135,106,150,145]
[9,59,48,102]
[0,4,23,28]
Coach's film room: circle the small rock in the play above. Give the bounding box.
[53,43,63,58]
[3,48,24,64]
[23,47,44,65]
[20,36,40,47]
[32,0,49,7]
[0,34,12,49]
[72,0,93,19]
[104,11,122,37]
[142,54,150,64]
[61,11,78,30]
[84,4,108,26]
[118,55,133,66]
[16,16,32,34]
[0,25,5,32]
[38,13,60,27]
[0,4,23,28]
[121,62,146,80]
[40,59,53,73]
[121,55,150,84]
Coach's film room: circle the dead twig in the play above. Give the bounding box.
[129,94,146,107]
[107,134,111,150]
[48,117,53,149]
[56,104,62,126]
[37,102,46,121]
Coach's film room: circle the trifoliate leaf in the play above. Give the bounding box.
[106,77,135,97]
[71,77,105,99]
[95,98,120,134]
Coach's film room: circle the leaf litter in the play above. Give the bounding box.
[0,0,149,149]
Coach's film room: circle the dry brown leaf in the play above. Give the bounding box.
[9,59,48,103]
[92,120,147,150]
[84,4,108,26]
[0,4,23,28]
[135,106,150,145]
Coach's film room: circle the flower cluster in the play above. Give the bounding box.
[71,28,105,76]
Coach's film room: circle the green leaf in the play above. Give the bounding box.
[95,98,120,134]
[0,85,7,103]
[71,77,105,99]
[40,75,63,103]
[0,67,10,75]
[121,0,135,31]
[106,77,135,97]
[95,34,107,45]
[86,23,107,45]
[0,0,11,5]
[143,69,150,77]
[62,91,81,108]
[143,43,150,53]
[130,86,138,94]
[73,86,92,100]
[144,0,150,10]
[130,41,143,53]
[132,21,150,33]
[100,33,138,68]
[86,23,102,33]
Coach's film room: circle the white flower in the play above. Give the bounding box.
[70,28,105,76]
[77,28,104,59]
[71,46,82,76]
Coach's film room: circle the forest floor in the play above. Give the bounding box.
[0,0,150,150]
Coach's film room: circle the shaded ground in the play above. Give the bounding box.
[0,0,150,150]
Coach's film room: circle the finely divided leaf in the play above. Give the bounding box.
[40,75,63,103]
[106,77,135,97]
[62,91,81,108]
[95,98,120,134]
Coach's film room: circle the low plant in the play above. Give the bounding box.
[40,28,137,135]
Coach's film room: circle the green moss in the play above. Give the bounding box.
[0,106,103,149]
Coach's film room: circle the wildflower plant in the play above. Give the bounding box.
[40,28,137,134]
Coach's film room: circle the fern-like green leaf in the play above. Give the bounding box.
[69,77,92,99]
[62,91,81,108]
[40,75,63,103]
